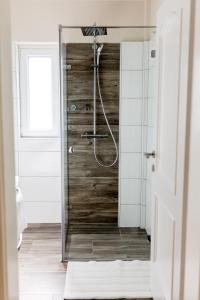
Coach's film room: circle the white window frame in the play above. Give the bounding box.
[18,44,60,137]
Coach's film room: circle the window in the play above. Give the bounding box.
[18,45,59,137]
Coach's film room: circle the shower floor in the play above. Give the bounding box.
[65,224,150,261]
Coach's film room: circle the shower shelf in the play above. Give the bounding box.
[81,133,108,139]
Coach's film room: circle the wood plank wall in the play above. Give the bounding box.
[64,43,120,228]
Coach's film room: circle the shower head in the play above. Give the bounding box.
[81,27,107,37]
[97,44,104,67]
[97,44,104,54]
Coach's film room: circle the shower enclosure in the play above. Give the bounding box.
[59,25,156,261]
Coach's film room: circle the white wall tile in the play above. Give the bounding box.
[143,69,149,99]
[24,202,61,223]
[120,205,140,227]
[120,99,142,125]
[120,179,141,205]
[141,179,146,206]
[140,205,146,229]
[142,125,147,152]
[143,41,149,70]
[143,99,148,126]
[145,181,152,234]
[20,177,61,202]
[19,151,61,176]
[120,126,141,152]
[148,67,156,98]
[142,157,147,179]
[120,153,141,178]
[121,71,143,98]
[147,126,155,152]
[18,138,61,152]
[148,99,155,127]
[121,42,143,70]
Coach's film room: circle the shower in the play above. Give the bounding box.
[59,24,156,262]
[81,26,118,168]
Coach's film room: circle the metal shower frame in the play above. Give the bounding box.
[58,24,156,262]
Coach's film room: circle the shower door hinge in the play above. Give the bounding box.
[151,50,156,58]
[64,64,71,70]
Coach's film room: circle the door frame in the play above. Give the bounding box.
[0,2,196,300]
[0,0,19,299]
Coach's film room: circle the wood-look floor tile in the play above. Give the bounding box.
[66,227,150,261]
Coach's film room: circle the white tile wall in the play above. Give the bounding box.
[119,42,145,227]
[120,126,141,153]
[140,205,146,228]
[143,69,149,98]
[145,181,151,234]
[121,71,143,98]
[120,205,141,227]
[19,151,61,177]
[121,42,143,70]
[143,42,149,70]
[17,138,61,152]
[120,179,141,205]
[119,41,155,229]
[120,153,141,179]
[120,99,142,125]
[24,202,61,223]
[20,177,61,202]
[148,67,155,98]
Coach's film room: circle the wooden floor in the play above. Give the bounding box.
[18,224,67,300]
[19,224,151,300]
[65,225,150,261]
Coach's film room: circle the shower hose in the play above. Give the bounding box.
[93,68,118,168]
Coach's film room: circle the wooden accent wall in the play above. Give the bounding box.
[64,43,119,227]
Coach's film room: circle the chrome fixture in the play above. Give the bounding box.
[69,146,87,153]
[81,26,107,36]
[81,25,118,168]
[144,151,156,159]
[63,64,71,70]
[70,104,77,111]
[97,44,104,67]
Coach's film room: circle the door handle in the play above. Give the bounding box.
[144,151,156,159]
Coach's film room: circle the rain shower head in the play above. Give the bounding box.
[81,27,107,36]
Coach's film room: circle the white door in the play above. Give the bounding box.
[151,0,192,299]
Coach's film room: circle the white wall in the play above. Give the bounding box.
[10,0,146,42]
[12,44,61,223]
[149,0,162,25]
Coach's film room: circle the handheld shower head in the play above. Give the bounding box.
[97,44,104,54]
[97,44,104,67]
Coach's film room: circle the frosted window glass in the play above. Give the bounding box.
[28,56,53,131]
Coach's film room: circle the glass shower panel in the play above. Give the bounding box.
[60,27,156,261]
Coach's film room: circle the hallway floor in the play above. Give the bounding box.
[19,224,151,300]
[18,224,66,300]
[65,225,150,261]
